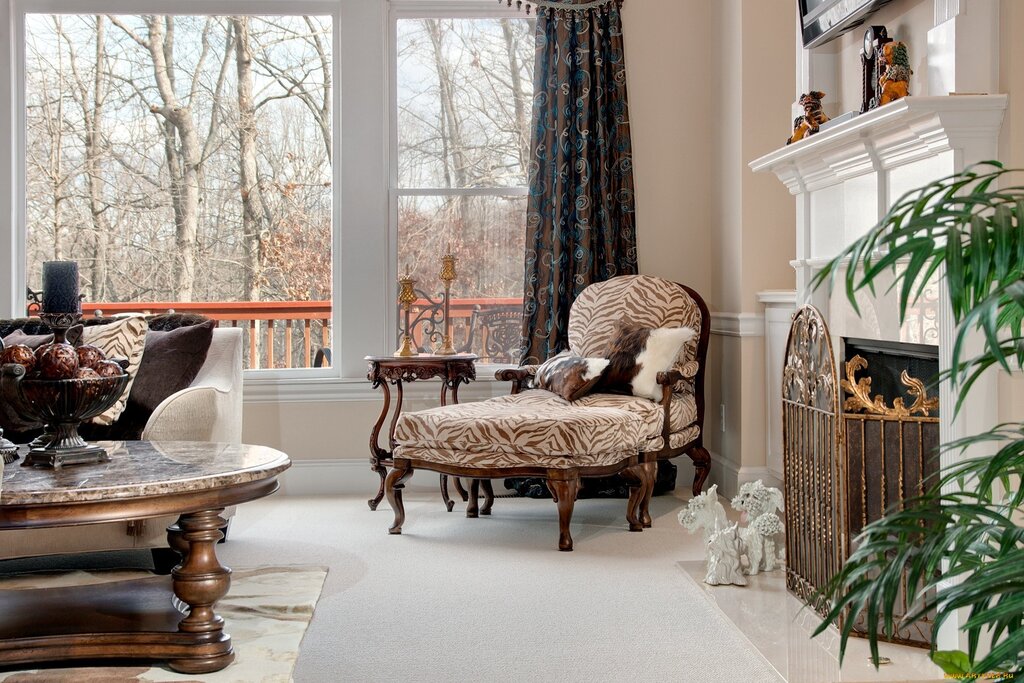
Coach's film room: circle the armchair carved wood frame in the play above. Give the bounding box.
[386,278,711,551]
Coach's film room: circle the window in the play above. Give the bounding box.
[393,12,533,365]
[23,12,333,370]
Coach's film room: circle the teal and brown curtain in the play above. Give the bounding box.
[520,0,638,365]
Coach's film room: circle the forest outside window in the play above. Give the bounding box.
[394,14,533,366]
[24,13,333,371]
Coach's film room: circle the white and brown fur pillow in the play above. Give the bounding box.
[535,352,610,402]
[597,324,696,401]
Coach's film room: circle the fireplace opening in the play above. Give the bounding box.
[843,338,939,407]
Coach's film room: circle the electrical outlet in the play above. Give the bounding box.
[720,404,726,433]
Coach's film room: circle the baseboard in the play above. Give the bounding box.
[278,459,459,497]
[704,453,782,500]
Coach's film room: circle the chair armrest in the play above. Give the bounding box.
[142,384,240,443]
[495,366,539,395]
[657,370,684,387]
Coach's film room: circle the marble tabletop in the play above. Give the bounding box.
[0,441,290,506]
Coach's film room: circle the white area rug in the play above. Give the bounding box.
[0,566,327,683]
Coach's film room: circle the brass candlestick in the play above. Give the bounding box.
[395,272,417,357]
[436,249,458,356]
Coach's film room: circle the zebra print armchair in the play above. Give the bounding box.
[384,275,711,551]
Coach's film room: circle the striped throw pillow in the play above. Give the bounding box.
[81,316,148,425]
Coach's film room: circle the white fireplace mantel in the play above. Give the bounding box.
[750,95,1008,195]
[751,93,1007,653]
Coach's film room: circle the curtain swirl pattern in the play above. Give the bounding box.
[520,0,638,365]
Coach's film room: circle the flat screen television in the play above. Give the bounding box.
[799,0,893,48]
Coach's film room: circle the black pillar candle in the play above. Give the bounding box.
[42,261,81,314]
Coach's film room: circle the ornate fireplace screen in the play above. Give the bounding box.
[782,306,846,620]
[841,355,939,647]
[782,306,938,648]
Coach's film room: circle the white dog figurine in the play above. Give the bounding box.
[730,480,786,575]
[704,523,747,586]
[678,484,728,543]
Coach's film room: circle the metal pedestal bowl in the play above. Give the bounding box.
[0,363,129,468]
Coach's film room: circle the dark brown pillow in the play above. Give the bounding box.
[535,352,610,402]
[127,320,216,413]
[597,324,695,401]
[2,329,54,349]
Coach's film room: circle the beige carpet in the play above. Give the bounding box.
[211,491,787,683]
[0,566,327,683]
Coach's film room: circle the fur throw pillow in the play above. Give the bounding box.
[535,352,610,402]
[598,324,696,401]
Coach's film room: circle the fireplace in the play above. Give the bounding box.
[782,309,940,647]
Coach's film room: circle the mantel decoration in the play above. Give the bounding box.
[497,0,618,16]
[787,91,831,145]
[0,260,130,468]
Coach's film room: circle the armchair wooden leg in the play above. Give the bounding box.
[440,475,455,512]
[466,479,481,518]
[622,465,646,532]
[640,461,657,528]
[480,480,495,516]
[688,446,712,496]
[546,477,581,552]
[386,465,414,535]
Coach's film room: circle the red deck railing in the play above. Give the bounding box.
[77,298,523,369]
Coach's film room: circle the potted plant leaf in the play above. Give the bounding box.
[812,161,1024,679]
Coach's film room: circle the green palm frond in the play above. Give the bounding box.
[811,162,1024,677]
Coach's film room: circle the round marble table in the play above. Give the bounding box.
[0,441,290,674]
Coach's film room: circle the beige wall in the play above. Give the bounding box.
[244,0,744,463]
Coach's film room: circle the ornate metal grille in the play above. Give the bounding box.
[842,355,939,647]
[782,306,846,619]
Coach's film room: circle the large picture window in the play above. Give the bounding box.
[24,13,333,370]
[393,14,533,365]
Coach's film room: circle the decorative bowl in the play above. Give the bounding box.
[0,362,129,468]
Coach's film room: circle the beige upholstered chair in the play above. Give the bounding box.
[388,275,711,551]
[0,327,244,563]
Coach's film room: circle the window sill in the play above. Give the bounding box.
[243,363,518,404]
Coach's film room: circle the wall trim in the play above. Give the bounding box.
[710,312,765,338]
[278,458,446,497]
[244,368,514,404]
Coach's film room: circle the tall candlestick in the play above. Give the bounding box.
[42,261,81,314]
[436,250,458,356]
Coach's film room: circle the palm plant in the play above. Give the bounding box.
[811,162,1024,678]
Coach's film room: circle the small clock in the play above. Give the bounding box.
[863,27,876,59]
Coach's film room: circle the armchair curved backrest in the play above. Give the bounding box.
[567,274,711,432]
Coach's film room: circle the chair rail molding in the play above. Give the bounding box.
[710,312,764,338]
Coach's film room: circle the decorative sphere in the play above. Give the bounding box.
[1,344,37,373]
[36,343,80,380]
[76,344,105,369]
[93,360,124,378]
[74,367,100,380]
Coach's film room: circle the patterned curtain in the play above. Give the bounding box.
[520,0,638,365]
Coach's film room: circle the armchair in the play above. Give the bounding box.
[387,275,711,551]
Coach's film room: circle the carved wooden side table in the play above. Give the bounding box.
[366,354,493,513]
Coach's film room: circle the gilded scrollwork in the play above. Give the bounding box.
[840,355,938,417]
[782,306,838,412]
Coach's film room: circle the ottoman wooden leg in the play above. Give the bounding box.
[466,479,481,518]
[640,461,657,528]
[546,477,581,552]
[386,465,414,534]
[622,465,646,532]
[480,480,495,516]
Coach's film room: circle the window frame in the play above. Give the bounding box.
[388,0,530,376]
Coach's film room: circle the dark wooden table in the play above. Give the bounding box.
[366,354,493,514]
[0,441,290,674]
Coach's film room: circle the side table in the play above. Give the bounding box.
[366,354,493,514]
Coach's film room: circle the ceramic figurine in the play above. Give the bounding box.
[678,483,728,543]
[705,523,748,586]
[787,91,830,145]
[731,480,786,575]
[878,41,912,106]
